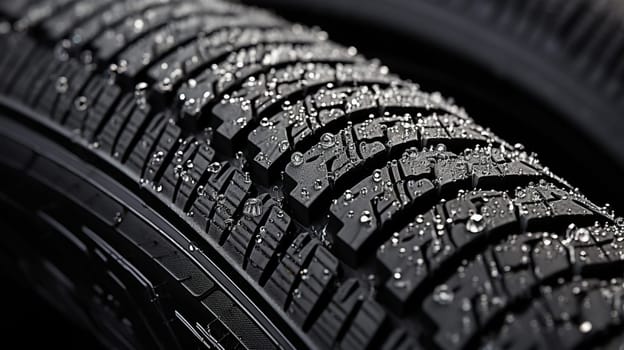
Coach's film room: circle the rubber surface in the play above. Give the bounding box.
[244,0,624,178]
[0,0,624,349]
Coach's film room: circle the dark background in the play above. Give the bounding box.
[0,274,101,348]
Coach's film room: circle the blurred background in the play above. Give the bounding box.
[0,267,101,347]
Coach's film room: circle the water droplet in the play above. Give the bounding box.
[224,218,234,229]
[55,76,68,94]
[466,213,486,233]
[566,224,591,243]
[290,152,304,167]
[208,162,222,173]
[133,18,145,32]
[134,81,149,108]
[151,151,164,165]
[435,143,447,152]
[197,185,205,196]
[235,117,246,126]
[360,210,372,224]
[372,169,383,183]
[278,140,289,152]
[300,187,309,198]
[243,197,263,218]
[243,172,251,184]
[516,188,527,199]
[74,96,88,111]
[616,217,624,227]
[159,77,172,91]
[344,190,354,202]
[433,284,454,305]
[319,133,335,149]
[579,321,592,333]
[576,228,591,243]
[113,212,123,224]
[313,179,323,190]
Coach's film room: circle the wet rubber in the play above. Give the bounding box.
[1,0,624,349]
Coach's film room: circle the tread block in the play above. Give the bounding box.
[222,194,275,266]
[187,163,240,237]
[6,45,49,99]
[120,11,283,79]
[514,183,605,228]
[284,114,500,224]
[286,244,339,327]
[0,1,34,19]
[377,182,608,311]
[173,142,217,209]
[213,62,395,155]
[51,59,93,122]
[328,146,544,265]
[246,205,293,283]
[158,136,202,201]
[91,1,236,63]
[264,232,320,308]
[71,76,122,139]
[96,93,137,154]
[424,221,624,350]
[177,42,362,118]
[248,87,469,185]
[423,254,505,350]
[205,169,252,243]
[380,329,419,350]
[309,279,387,350]
[24,56,64,106]
[146,23,321,91]
[13,0,75,29]
[125,112,168,175]
[114,103,151,161]
[33,57,80,116]
[141,121,182,183]
[68,0,181,52]
[40,0,117,41]
[485,278,624,349]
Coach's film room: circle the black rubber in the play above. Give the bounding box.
[247,0,624,213]
[0,1,623,349]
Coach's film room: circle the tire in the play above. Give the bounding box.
[0,1,623,349]
[246,0,624,211]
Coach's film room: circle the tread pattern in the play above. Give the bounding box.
[1,1,624,349]
[0,134,275,349]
